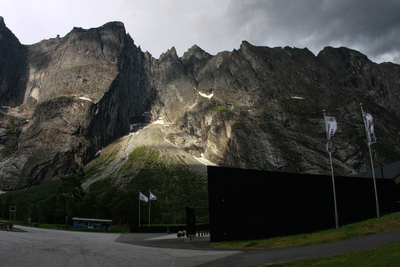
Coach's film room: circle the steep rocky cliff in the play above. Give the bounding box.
[1,18,400,190]
[154,41,400,175]
[0,19,155,189]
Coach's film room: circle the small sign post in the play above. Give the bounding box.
[9,206,16,221]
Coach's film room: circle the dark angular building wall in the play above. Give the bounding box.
[208,166,398,242]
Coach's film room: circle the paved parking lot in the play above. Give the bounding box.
[0,226,239,267]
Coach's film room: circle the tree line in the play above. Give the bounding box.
[0,168,208,225]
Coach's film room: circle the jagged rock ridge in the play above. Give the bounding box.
[1,18,400,190]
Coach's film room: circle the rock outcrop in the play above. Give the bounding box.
[1,18,400,190]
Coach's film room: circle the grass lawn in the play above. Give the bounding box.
[211,212,400,249]
[266,241,400,267]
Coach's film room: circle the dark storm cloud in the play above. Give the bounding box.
[223,0,400,63]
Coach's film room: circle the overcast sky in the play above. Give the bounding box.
[2,0,400,63]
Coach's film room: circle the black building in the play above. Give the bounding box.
[208,166,399,242]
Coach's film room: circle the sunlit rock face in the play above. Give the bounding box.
[1,18,400,190]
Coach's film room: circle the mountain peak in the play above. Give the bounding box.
[182,44,211,63]
[185,44,204,54]
[69,21,126,36]
[99,21,125,31]
[0,16,23,50]
[240,40,252,48]
[159,46,179,61]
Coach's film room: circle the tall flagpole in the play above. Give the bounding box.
[360,104,380,218]
[139,191,141,227]
[324,110,339,229]
[330,146,339,229]
[369,145,380,218]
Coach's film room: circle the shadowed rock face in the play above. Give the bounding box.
[0,16,29,107]
[1,19,400,190]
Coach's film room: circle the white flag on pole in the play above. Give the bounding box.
[150,191,157,201]
[139,192,148,202]
[324,116,337,140]
[324,115,337,154]
[362,111,377,146]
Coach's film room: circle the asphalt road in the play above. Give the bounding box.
[2,226,400,267]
